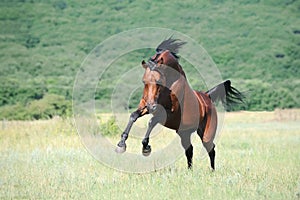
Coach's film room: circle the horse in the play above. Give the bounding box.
[115,38,244,170]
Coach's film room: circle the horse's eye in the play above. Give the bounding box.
[156,80,162,85]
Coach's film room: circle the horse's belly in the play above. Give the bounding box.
[161,112,181,131]
[180,113,199,131]
[159,104,199,131]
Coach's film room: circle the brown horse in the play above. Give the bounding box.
[116,38,244,169]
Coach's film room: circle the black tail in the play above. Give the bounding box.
[206,80,244,108]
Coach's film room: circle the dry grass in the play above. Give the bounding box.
[0,110,299,199]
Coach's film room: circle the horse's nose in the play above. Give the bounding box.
[147,103,157,113]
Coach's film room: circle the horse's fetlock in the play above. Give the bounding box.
[142,138,149,146]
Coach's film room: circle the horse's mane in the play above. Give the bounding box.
[156,37,186,59]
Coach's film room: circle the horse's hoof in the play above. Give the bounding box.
[142,145,151,156]
[115,145,126,153]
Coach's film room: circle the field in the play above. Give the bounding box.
[1,1,299,199]
[1,110,299,199]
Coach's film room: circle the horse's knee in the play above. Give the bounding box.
[130,111,140,122]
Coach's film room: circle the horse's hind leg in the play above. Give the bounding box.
[203,141,216,170]
[208,144,215,170]
[179,131,193,169]
[197,129,216,170]
[185,145,193,169]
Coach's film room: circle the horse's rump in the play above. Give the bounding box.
[193,91,217,146]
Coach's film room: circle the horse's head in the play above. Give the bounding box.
[150,50,179,68]
[141,60,166,113]
[140,38,187,113]
[149,38,186,77]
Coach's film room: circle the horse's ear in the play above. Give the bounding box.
[142,60,147,69]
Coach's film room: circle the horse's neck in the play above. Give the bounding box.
[168,62,186,78]
[177,64,186,78]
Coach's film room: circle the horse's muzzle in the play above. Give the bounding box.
[147,103,157,113]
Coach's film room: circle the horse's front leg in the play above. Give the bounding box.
[116,108,146,153]
[141,117,160,156]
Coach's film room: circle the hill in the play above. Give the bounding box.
[0,0,299,119]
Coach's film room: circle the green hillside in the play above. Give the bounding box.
[0,0,299,119]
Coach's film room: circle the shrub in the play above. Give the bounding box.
[0,94,72,120]
[99,117,120,137]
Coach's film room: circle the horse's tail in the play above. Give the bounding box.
[206,80,244,108]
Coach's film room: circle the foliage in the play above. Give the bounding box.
[229,79,300,111]
[0,94,72,120]
[0,0,299,119]
[99,116,120,137]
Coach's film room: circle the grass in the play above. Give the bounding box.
[0,110,300,199]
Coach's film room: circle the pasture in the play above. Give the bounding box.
[0,110,299,199]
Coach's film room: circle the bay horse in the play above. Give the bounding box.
[116,38,244,169]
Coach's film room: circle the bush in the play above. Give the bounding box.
[0,94,72,120]
[27,94,72,119]
[0,103,29,120]
[99,117,119,137]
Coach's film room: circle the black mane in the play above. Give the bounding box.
[156,37,186,59]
